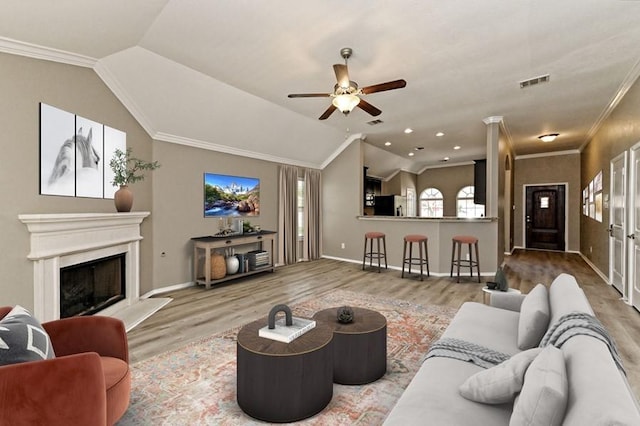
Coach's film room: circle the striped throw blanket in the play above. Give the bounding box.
[424,337,510,368]
[540,312,625,374]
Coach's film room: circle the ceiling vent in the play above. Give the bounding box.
[519,74,550,89]
[367,119,384,125]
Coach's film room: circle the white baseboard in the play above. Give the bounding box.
[578,253,610,285]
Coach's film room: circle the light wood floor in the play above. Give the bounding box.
[128,249,640,398]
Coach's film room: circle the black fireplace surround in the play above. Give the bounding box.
[60,253,126,318]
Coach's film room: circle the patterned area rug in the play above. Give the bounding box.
[118,290,457,425]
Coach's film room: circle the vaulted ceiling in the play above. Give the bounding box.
[2,1,640,178]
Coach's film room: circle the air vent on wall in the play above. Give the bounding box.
[519,74,550,89]
[367,119,384,125]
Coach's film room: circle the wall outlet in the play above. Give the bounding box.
[589,246,593,253]
[341,243,345,249]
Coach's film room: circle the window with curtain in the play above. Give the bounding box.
[420,188,444,217]
[278,166,321,265]
[457,185,485,217]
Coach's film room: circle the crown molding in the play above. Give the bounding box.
[0,36,96,68]
[320,133,364,170]
[515,149,580,160]
[93,61,157,136]
[417,160,475,174]
[154,132,320,169]
[483,116,504,125]
[581,55,640,152]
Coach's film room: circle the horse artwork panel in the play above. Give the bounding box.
[104,126,126,199]
[74,116,104,198]
[40,103,125,199]
[40,103,76,196]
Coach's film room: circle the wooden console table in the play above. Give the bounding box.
[192,231,276,289]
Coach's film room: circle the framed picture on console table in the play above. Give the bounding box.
[203,172,260,217]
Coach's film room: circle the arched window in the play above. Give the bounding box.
[420,188,444,217]
[457,186,485,218]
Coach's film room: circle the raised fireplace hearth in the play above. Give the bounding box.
[19,212,149,322]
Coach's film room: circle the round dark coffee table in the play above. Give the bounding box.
[236,318,333,423]
[313,307,387,385]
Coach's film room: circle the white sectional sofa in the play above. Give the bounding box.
[383,273,640,425]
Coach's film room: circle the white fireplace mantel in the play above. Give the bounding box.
[19,212,150,322]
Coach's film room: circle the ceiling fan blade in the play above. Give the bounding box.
[357,98,382,116]
[288,93,330,98]
[333,64,350,89]
[361,79,407,95]
[319,104,337,120]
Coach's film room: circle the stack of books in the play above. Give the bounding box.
[248,250,270,270]
[258,317,316,343]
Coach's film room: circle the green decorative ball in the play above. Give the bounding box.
[337,306,354,324]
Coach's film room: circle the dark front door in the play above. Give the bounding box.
[525,185,566,251]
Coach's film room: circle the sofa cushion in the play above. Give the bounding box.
[442,302,521,356]
[383,357,512,426]
[0,305,55,366]
[560,335,640,425]
[459,347,543,404]
[517,284,549,349]
[510,345,568,426]
[548,273,593,325]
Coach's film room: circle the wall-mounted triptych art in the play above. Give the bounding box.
[39,103,126,199]
[583,170,603,222]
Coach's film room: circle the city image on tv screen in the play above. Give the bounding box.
[204,172,260,217]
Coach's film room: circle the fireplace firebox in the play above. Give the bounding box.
[60,253,126,318]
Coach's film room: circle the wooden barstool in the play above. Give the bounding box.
[401,234,429,281]
[450,235,480,283]
[362,232,387,272]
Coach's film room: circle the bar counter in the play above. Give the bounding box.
[349,216,499,276]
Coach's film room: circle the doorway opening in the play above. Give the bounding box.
[524,184,567,251]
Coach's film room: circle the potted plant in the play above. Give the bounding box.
[109,148,160,212]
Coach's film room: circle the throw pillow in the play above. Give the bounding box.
[510,345,568,426]
[517,283,550,349]
[0,305,55,366]
[459,347,543,404]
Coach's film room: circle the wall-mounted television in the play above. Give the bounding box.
[204,172,260,217]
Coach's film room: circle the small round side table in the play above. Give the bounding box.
[482,287,521,304]
[313,307,387,385]
[236,318,334,423]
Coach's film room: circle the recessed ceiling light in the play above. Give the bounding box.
[404,128,413,134]
[453,145,461,150]
[414,146,424,151]
[443,157,450,161]
[408,152,415,157]
[538,133,559,143]
[436,132,445,137]
[384,141,391,146]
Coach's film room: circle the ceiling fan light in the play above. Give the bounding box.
[332,94,360,113]
[538,133,559,143]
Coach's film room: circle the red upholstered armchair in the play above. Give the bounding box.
[0,307,131,426]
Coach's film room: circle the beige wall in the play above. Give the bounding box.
[513,153,581,252]
[0,52,154,308]
[151,141,279,289]
[581,76,640,275]
[417,164,474,217]
[498,129,515,259]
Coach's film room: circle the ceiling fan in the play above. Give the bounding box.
[288,47,407,120]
